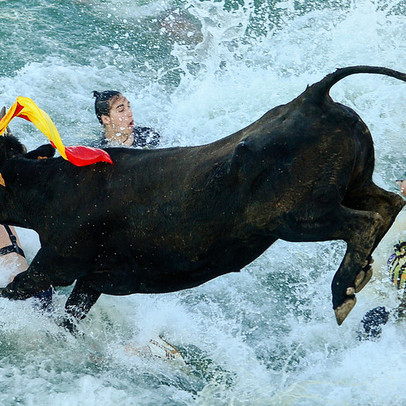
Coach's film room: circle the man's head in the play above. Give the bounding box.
[93,91,134,140]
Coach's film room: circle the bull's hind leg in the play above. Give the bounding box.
[285,203,389,324]
[332,185,405,325]
[342,183,405,292]
[328,206,386,324]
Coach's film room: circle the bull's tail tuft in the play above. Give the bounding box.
[308,65,406,99]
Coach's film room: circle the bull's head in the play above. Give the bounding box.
[0,134,27,165]
[0,104,55,187]
[0,134,55,187]
[0,135,55,165]
[0,106,27,165]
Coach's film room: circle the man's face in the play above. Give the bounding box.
[103,95,134,136]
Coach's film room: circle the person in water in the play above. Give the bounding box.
[93,90,160,148]
[0,225,28,283]
[397,179,406,198]
[0,107,52,308]
[0,107,29,286]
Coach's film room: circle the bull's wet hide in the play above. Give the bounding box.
[0,65,405,328]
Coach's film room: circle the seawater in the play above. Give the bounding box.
[0,0,406,405]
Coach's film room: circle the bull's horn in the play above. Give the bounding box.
[0,106,12,136]
[334,297,357,325]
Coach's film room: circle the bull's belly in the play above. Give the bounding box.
[86,237,270,295]
[86,263,239,296]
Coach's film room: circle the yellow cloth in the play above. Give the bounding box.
[0,97,67,159]
[0,97,112,166]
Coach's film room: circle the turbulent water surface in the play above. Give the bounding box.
[1,0,406,405]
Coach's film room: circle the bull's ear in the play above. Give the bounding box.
[0,173,5,187]
[24,144,55,160]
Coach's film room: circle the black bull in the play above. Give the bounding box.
[0,66,405,326]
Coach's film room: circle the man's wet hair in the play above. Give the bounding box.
[93,90,122,124]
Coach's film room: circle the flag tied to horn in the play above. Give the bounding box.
[0,97,113,167]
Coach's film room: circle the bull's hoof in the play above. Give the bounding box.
[334,297,357,325]
[354,266,373,293]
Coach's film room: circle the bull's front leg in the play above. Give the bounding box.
[62,279,101,333]
[65,279,101,320]
[0,248,75,300]
[0,268,51,300]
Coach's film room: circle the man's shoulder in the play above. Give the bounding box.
[132,126,161,148]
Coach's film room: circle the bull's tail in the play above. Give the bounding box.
[308,65,406,99]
